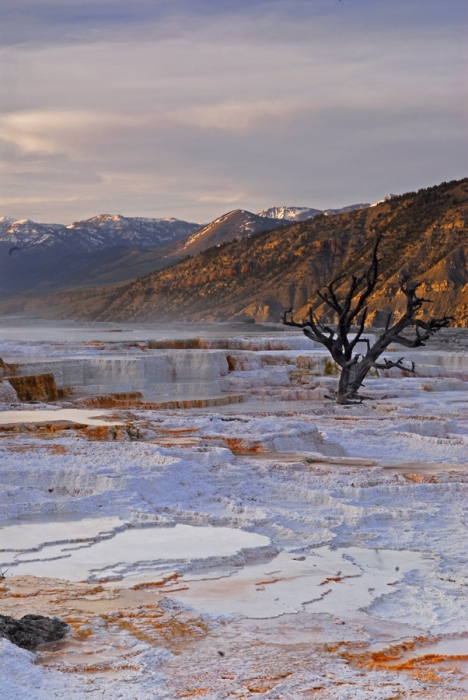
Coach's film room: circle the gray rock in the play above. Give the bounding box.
[0,614,69,650]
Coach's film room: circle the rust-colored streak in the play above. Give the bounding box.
[341,634,468,687]
[179,689,208,697]
[404,473,440,484]
[132,573,180,590]
[319,576,342,585]
[75,395,244,410]
[225,437,268,453]
[160,428,200,434]
[9,373,58,402]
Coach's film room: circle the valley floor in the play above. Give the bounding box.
[0,322,467,699]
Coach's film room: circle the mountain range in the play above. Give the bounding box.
[0,214,200,257]
[0,200,374,298]
[1,179,467,326]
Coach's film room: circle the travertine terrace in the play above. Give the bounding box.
[1,319,468,698]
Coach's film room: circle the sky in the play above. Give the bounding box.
[0,0,467,224]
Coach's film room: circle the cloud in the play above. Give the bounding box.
[1,0,465,46]
[0,0,465,222]
[0,110,123,154]
[171,100,298,131]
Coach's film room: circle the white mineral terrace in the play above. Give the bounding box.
[0,320,468,698]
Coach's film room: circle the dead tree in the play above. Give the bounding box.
[282,237,452,404]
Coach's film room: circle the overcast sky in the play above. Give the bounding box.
[1,0,466,224]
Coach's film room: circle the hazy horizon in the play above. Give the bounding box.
[1,0,466,223]
[1,198,379,226]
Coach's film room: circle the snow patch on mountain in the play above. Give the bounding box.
[257,206,322,221]
[370,194,397,207]
[323,202,370,215]
[258,202,371,221]
[0,214,200,260]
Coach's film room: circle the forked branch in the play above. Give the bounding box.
[372,357,416,373]
[281,235,452,404]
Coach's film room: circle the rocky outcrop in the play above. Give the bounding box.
[0,614,69,650]
[8,374,58,402]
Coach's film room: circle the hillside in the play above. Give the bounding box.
[0,203,373,299]
[161,209,288,259]
[4,246,178,294]
[2,178,467,325]
[0,210,284,298]
[0,214,200,298]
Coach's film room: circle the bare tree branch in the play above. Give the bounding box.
[372,357,416,373]
[281,235,452,404]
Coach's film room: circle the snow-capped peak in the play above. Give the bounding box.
[257,206,322,221]
[370,194,396,207]
[258,202,371,221]
[0,214,200,260]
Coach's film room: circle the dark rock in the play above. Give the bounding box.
[0,614,69,650]
[9,373,59,402]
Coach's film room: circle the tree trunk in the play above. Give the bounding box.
[336,361,369,404]
[336,365,352,404]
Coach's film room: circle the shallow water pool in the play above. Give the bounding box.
[0,409,120,426]
[0,520,270,582]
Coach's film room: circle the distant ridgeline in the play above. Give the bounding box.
[1,178,467,326]
[0,203,370,300]
[0,215,201,298]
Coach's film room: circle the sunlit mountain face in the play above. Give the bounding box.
[2,179,467,328]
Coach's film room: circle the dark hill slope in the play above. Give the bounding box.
[0,215,200,298]
[0,210,284,299]
[2,179,468,324]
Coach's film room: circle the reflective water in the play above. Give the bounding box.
[0,521,270,582]
[170,547,431,620]
[0,319,282,342]
[0,409,119,426]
